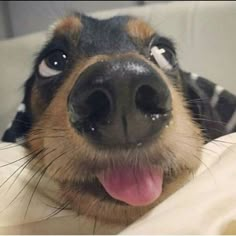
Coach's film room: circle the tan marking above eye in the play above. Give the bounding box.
[126,18,155,41]
[52,15,82,38]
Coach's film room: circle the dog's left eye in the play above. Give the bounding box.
[149,37,177,71]
[38,50,68,77]
[150,45,177,71]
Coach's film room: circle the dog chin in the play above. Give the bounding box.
[60,165,192,224]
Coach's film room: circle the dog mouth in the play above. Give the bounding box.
[64,164,164,207]
[97,166,163,206]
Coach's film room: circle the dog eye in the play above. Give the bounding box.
[149,39,177,71]
[38,50,68,77]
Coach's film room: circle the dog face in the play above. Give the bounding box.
[9,14,204,224]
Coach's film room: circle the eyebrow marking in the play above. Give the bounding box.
[52,15,82,38]
[126,18,155,41]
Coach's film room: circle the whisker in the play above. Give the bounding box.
[6,148,55,193]
[0,149,58,213]
[0,149,44,190]
[186,98,211,104]
[0,135,65,150]
[5,118,67,132]
[24,151,67,218]
[192,117,227,125]
[0,149,39,168]
[43,201,71,220]
[211,139,236,145]
[24,166,48,218]
[43,201,72,211]
[173,132,235,154]
[93,216,97,235]
[191,153,217,184]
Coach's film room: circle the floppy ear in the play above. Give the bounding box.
[1,76,34,143]
[180,70,236,140]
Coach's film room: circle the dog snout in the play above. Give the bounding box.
[68,57,172,147]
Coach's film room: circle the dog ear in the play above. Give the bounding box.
[1,76,34,143]
[180,70,236,140]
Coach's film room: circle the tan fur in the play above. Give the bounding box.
[30,85,47,121]
[52,16,82,43]
[126,19,155,41]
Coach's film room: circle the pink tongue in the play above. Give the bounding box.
[97,167,163,206]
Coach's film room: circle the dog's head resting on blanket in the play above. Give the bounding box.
[4,14,204,224]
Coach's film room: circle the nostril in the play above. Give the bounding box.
[72,89,111,127]
[135,85,168,115]
[86,90,111,124]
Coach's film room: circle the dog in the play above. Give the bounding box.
[2,13,236,225]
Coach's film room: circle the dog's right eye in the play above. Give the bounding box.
[38,50,68,77]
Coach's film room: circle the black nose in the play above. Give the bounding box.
[68,57,172,147]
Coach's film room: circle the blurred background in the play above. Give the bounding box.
[0,1,170,39]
